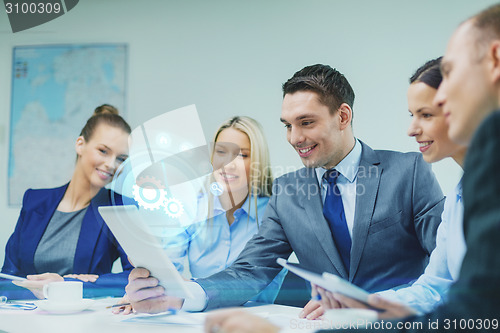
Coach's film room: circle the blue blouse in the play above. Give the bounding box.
[163,194,286,303]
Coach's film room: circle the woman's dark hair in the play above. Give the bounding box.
[409,57,443,89]
[79,104,131,141]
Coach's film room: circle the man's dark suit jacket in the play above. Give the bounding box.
[325,111,500,332]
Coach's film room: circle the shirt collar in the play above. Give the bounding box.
[315,138,362,184]
[456,177,463,201]
[213,195,225,213]
[213,193,256,218]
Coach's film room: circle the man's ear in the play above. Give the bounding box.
[75,136,85,156]
[490,40,500,83]
[338,103,353,130]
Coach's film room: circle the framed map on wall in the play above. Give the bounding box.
[8,44,128,206]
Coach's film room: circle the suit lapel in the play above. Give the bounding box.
[27,185,68,273]
[349,142,382,281]
[301,168,349,278]
[73,188,109,273]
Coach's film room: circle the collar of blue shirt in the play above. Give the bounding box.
[315,138,362,184]
[212,192,267,220]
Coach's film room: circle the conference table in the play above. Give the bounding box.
[0,298,324,333]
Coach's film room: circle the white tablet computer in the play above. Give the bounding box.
[277,258,369,303]
[99,205,193,299]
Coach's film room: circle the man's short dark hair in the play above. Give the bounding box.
[473,3,500,42]
[469,3,500,59]
[282,64,355,116]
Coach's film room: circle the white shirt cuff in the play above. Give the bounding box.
[181,281,208,312]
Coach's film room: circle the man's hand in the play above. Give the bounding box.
[316,286,345,309]
[63,274,99,282]
[300,284,343,320]
[300,299,324,319]
[12,273,64,299]
[125,267,184,314]
[333,293,418,320]
[205,309,280,333]
[112,294,134,315]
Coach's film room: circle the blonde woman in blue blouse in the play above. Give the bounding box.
[165,116,286,303]
[116,116,286,313]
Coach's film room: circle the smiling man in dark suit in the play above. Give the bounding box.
[124,64,445,314]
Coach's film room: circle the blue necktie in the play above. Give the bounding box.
[323,169,351,271]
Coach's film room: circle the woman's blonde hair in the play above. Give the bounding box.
[212,116,272,197]
[208,116,273,227]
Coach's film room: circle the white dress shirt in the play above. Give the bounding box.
[315,139,362,237]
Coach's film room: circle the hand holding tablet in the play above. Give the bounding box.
[277,258,370,303]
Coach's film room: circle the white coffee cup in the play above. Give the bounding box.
[43,281,83,303]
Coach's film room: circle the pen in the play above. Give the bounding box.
[311,283,321,301]
[106,302,131,309]
[167,307,178,315]
[106,303,178,314]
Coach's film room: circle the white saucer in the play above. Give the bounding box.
[37,299,94,314]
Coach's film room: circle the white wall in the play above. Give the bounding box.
[1,0,497,266]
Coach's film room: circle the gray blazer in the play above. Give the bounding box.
[197,141,444,310]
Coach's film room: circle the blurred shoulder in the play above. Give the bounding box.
[274,167,315,183]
